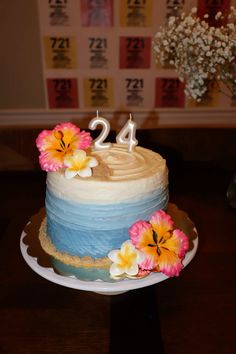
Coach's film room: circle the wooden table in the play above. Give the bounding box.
[0,161,235,354]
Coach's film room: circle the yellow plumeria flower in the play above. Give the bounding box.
[108,240,145,278]
[64,149,98,179]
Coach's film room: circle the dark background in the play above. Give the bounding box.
[0,127,235,354]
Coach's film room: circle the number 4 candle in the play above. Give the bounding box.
[116,113,138,152]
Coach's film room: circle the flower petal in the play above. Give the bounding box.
[170,229,189,258]
[88,157,98,168]
[110,263,124,277]
[108,249,120,263]
[137,250,146,264]
[63,155,74,168]
[36,129,55,152]
[150,210,174,241]
[158,248,183,277]
[73,149,86,161]
[54,122,79,132]
[138,254,159,271]
[120,240,136,256]
[64,168,78,179]
[78,130,93,149]
[39,151,63,172]
[125,263,139,276]
[129,220,153,249]
[78,167,92,178]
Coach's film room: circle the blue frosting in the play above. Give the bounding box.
[52,258,115,282]
[46,187,169,259]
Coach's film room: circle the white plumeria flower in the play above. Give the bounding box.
[108,240,145,278]
[64,149,98,179]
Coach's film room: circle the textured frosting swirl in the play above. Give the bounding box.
[92,144,166,181]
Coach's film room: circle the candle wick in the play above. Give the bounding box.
[129,113,132,121]
[96,110,99,118]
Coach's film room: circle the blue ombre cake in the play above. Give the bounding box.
[39,144,169,280]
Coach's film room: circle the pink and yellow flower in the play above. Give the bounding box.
[36,122,92,172]
[129,210,189,277]
[64,149,98,179]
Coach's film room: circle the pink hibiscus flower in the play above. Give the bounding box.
[129,210,189,277]
[36,122,92,172]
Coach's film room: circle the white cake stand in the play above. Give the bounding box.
[20,220,198,295]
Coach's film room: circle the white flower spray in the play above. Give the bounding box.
[153,7,236,101]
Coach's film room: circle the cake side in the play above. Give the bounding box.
[45,144,169,260]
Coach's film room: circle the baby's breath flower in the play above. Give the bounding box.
[215,12,222,20]
[153,7,236,101]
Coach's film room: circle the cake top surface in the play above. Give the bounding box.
[36,120,167,183]
[91,143,166,181]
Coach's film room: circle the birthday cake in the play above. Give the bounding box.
[36,119,189,281]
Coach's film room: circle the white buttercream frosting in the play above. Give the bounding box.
[46,144,168,204]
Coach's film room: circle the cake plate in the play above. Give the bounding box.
[20,205,198,295]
